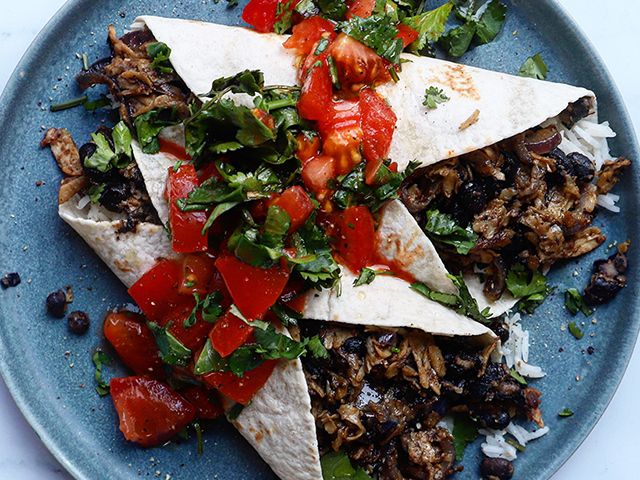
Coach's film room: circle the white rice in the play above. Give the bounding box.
[491,313,546,378]
[544,112,621,212]
[71,194,125,222]
[480,423,550,460]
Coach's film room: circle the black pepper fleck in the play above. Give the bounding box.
[587,346,595,355]
[67,311,90,335]
[1,273,21,289]
[46,290,68,318]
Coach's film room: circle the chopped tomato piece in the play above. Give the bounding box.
[215,255,290,320]
[283,16,336,56]
[167,164,209,253]
[158,138,190,161]
[128,259,183,322]
[242,0,300,33]
[295,133,321,164]
[197,161,223,183]
[178,254,217,296]
[203,361,277,405]
[209,310,255,357]
[328,33,390,89]
[396,23,419,48]
[360,87,397,184]
[110,376,196,448]
[328,206,376,272]
[298,60,333,122]
[180,386,224,420]
[269,186,315,232]
[103,311,164,378]
[162,300,213,352]
[301,155,336,199]
[347,0,376,19]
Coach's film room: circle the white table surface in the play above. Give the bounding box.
[1,1,639,479]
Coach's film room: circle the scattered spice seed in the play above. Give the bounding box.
[67,311,90,335]
[1,273,21,289]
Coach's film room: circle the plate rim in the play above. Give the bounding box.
[0,1,638,479]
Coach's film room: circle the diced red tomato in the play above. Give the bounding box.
[103,311,164,378]
[209,310,255,357]
[396,23,419,48]
[283,16,336,56]
[128,259,183,322]
[203,361,277,405]
[295,133,321,164]
[298,60,333,123]
[347,0,376,19]
[269,186,315,232]
[327,206,376,272]
[180,386,224,420]
[301,155,336,198]
[360,87,397,184]
[158,138,190,161]
[328,33,390,89]
[110,376,196,448]
[242,0,300,33]
[167,164,209,253]
[178,254,217,296]
[215,255,290,320]
[162,300,213,352]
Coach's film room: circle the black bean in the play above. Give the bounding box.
[489,320,510,344]
[46,290,67,318]
[458,180,490,215]
[480,457,514,480]
[78,142,97,163]
[99,183,129,212]
[342,336,366,355]
[471,404,511,430]
[67,311,90,335]
[1,272,21,289]
[565,152,595,183]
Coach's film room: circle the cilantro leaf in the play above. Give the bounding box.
[440,22,476,57]
[402,2,453,53]
[112,120,132,158]
[307,336,330,359]
[564,288,593,317]
[519,53,548,79]
[568,321,584,340]
[339,15,404,64]
[147,321,192,367]
[92,350,111,396]
[291,215,341,289]
[262,205,291,248]
[452,415,478,460]
[353,267,377,287]
[423,86,450,109]
[410,282,460,307]
[474,0,507,44]
[274,0,298,34]
[194,339,228,375]
[87,183,105,204]
[424,209,477,255]
[84,121,132,172]
[321,451,373,480]
[134,108,182,154]
[509,367,527,385]
[204,69,264,98]
[506,264,551,313]
[147,42,174,74]
[317,0,348,21]
[270,302,302,327]
[558,408,574,418]
[184,292,224,328]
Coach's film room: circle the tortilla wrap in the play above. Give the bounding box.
[133,15,594,173]
[58,194,176,288]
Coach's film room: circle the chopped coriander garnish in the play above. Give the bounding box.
[519,53,548,80]
[558,408,574,418]
[270,302,302,327]
[147,321,192,366]
[339,14,404,64]
[423,86,450,110]
[193,422,204,455]
[402,2,453,54]
[86,183,105,204]
[353,268,377,287]
[505,437,526,452]
[227,403,245,421]
[506,264,552,314]
[452,415,478,460]
[327,55,341,90]
[509,367,527,385]
[423,209,476,254]
[147,42,174,74]
[83,96,112,112]
[441,0,507,57]
[92,350,111,397]
[568,321,584,340]
[84,121,133,172]
[50,95,88,112]
[564,288,593,317]
[184,292,224,328]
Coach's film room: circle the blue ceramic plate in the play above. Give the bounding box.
[0,1,638,479]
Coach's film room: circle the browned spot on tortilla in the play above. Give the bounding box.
[254,431,264,443]
[430,64,480,100]
[114,259,132,272]
[459,109,480,131]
